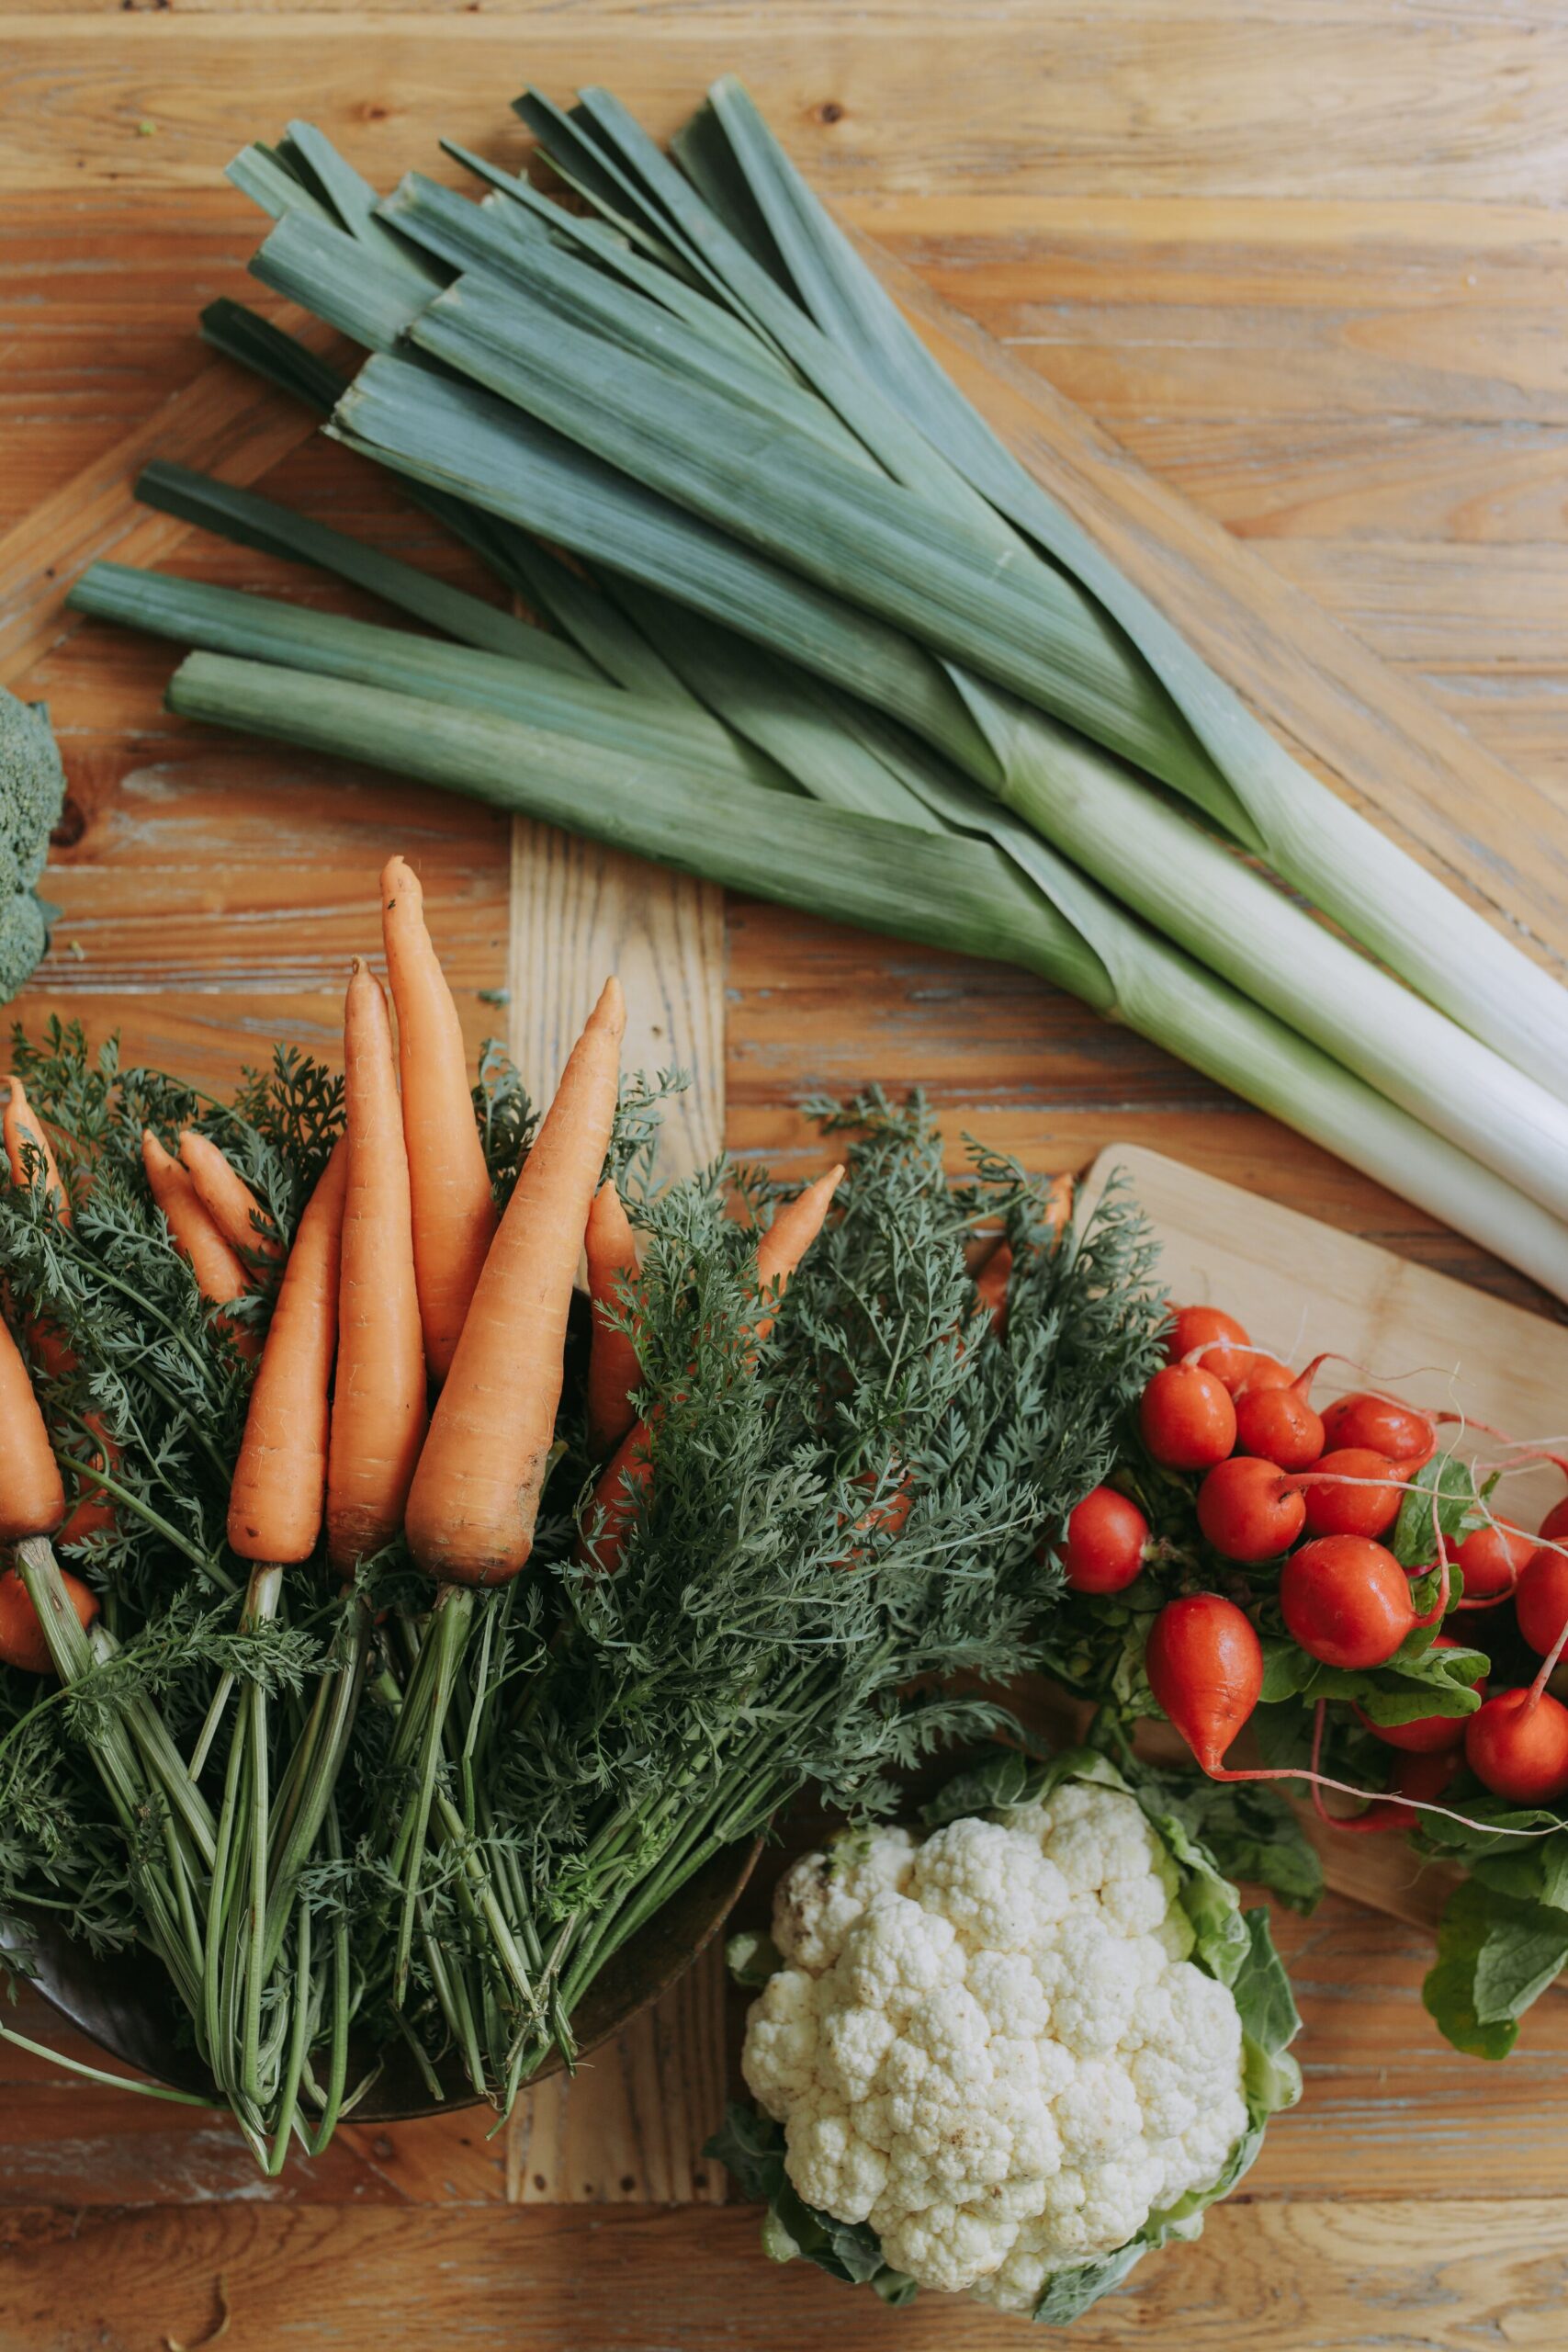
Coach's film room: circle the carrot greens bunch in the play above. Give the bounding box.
[401,1094,1165,2098]
[0,1001,1159,2147]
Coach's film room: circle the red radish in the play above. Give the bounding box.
[1235,1356,1293,1395]
[1140,1364,1236,1471]
[1320,1390,1435,1465]
[1540,1497,1568,1546]
[1165,1304,1251,1391]
[1197,1455,1306,1562]
[1145,1592,1263,1772]
[1234,1363,1325,1473]
[1394,1748,1460,1808]
[1516,1544,1568,1659]
[1300,1446,1409,1540]
[1465,1688,1568,1805]
[1060,1487,1148,1594]
[1356,1749,1461,1832]
[1280,1534,1426,1669]
[1453,1519,1534,1605]
[1331,1749,1461,1834]
[1354,1634,1483,1754]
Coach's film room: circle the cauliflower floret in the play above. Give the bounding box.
[836,1891,963,2022]
[818,2001,897,2104]
[738,1775,1258,2321]
[771,1826,917,1972]
[783,2109,889,2224]
[911,1816,1072,1954]
[740,1968,822,2120]
[1033,1910,1143,2056]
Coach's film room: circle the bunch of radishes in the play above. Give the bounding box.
[1057,1304,1568,1820]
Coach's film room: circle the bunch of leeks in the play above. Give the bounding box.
[67,86,1568,1299]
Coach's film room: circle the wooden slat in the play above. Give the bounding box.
[3,2196,1567,2350]
[503,819,727,2197]
[506,824,725,1193]
[6,11,1568,204]
[0,325,336,687]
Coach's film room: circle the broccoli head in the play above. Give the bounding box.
[0,686,67,1002]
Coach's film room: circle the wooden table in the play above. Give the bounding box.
[4,6,1568,2346]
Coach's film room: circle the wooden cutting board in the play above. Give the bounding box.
[1079,1141,1568,1933]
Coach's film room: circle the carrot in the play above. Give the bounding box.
[326,961,429,1573]
[381,854,498,1383]
[3,1077,68,1220]
[229,1139,348,1565]
[179,1128,282,1263]
[5,1082,118,1549]
[141,1129,260,1360]
[0,1565,96,1676]
[407,976,626,1587]
[974,1240,1012,1334]
[750,1167,844,1351]
[580,1162,842,1574]
[0,1313,65,1545]
[584,1180,641,1457]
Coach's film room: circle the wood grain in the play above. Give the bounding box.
[507,823,724,1191]
[6,10,1568,205]
[0,323,336,687]
[3,2195,1568,2351]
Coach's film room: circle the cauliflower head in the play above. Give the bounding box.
[0,689,66,1004]
[730,1753,1299,2323]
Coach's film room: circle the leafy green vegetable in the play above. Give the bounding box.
[1258,1627,1488,1726]
[1390,1449,1481,1573]
[1426,1882,1535,2060]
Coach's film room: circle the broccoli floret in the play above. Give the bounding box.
[0,686,67,1002]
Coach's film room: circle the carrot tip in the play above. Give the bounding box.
[593,974,626,1035]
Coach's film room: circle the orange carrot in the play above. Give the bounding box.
[381,854,498,1383]
[141,1130,260,1359]
[179,1128,283,1263]
[0,1564,96,1676]
[584,1180,642,1457]
[0,1313,65,1545]
[3,1077,68,1221]
[975,1239,1012,1335]
[750,1167,844,1351]
[229,1138,348,1565]
[579,1164,843,1574]
[5,1080,116,1546]
[407,977,626,1587]
[326,961,429,1573]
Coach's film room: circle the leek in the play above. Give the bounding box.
[164,651,1568,1304]
[69,96,1568,1300]
[638,77,1568,1104]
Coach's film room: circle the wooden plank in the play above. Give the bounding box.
[2,2196,1567,2350]
[6,12,1568,204]
[0,323,337,687]
[506,825,725,1193]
